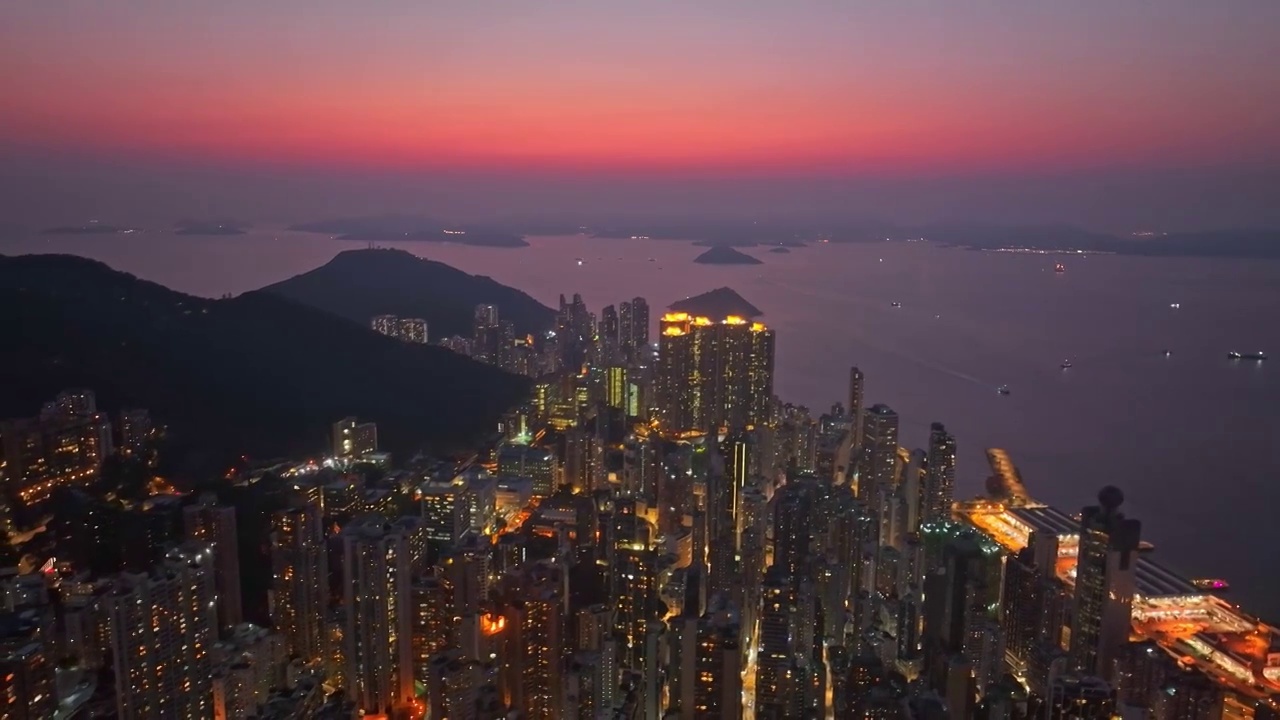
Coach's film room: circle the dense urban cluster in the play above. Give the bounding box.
[1,288,1277,720]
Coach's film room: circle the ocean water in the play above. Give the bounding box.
[6,229,1280,617]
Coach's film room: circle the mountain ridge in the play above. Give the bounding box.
[0,253,530,478]
[261,248,555,338]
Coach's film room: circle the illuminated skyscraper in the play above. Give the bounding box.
[556,293,592,371]
[331,417,377,458]
[922,423,956,526]
[370,314,398,337]
[656,312,775,431]
[105,543,218,720]
[601,303,619,349]
[515,571,565,719]
[0,389,114,505]
[0,612,55,720]
[474,304,501,364]
[755,566,796,718]
[618,300,634,357]
[858,404,899,508]
[269,502,329,665]
[613,547,658,673]
[184,493,242,630]
[631,296,650,355]
[1070,487,1140,680]
[848,366,865,450]
[340,516,416,715]
[605,365,629,411]
[398,316,428,344]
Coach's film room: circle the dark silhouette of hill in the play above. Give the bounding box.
[0,254,530,478]
[668,288,763,319]
[260,248,555,337]
[693,246,762,265]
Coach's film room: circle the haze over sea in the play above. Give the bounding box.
[6,229,1280,617]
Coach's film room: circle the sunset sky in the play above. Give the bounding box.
[2,1,1278,226]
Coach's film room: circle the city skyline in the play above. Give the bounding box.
[2,5,1279,715]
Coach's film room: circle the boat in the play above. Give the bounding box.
[1228,351,1267,361]
[1162,349,1172,357]
[997,385,1011,395]
[891,302,902,308]
[1054,263,1065,273]
[1060,360,1073,369]
[1191,578,1230,591]
[1170,303,1181,309]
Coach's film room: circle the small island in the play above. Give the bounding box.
[289,216,528,248]
[768,247,791,254]
[693,246,763,265]
[40,223,135,236]
[669,287,763,319]
[174,222,248,236]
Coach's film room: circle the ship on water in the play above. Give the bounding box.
[1054,262,1066,273]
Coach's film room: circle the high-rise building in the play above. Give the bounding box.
[0,389,114,505]
[371,314,399,337]
[921,530,1005,694]
[184,492,243,630]
[613,547,658,673]
[117,408,154,451]
[474,303,499,327]
[0,611,55,720]
[1070,486,1140,680]
[656,312,775,431]
[555,294,593,371]
[340,516,416,715]
[417,478,469,543]
[398,317,428,344]
[618,300,635,358]
[1046,674,1115,719]
[755,566,796,718]
[858,404,899,509]
[104,543,219,719]
[269,502,329,664]
[515,571,565,719]
[332,417,377,458]
[601,304,619,349]
[474,304,501,364]
[922,423,956,526]
[410,575,452,687]
[848,367,865,451]
[631,297,650,351]
[668,599,742,720]
[605,365,629,411]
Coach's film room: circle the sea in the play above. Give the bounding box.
[5,228,1280,618]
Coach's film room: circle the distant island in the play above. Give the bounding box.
[289,216,528,248]
[581,219,1280,259]
[669,287,763,319]
[40,223,135,236]
[693,246,763,265]
[768,247,791,254]
[173,221,248,236]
